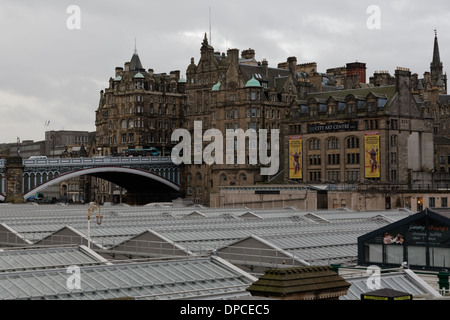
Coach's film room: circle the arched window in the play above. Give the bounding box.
[309,138,321,150]
[128,119,134,128]
[327,137,340,150]
[121,119,127,129]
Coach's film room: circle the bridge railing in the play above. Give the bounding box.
[22,156,175,167]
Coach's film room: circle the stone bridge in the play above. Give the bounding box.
[0,156,181,204]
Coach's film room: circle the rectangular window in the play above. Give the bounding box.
[385,245,403,264]
[408,246,427,266]
[430,247,450,268]
[442,197,448,207]
[390,170,397,181]
[327,171,340,182]
[309,171,321,182]
[328,154,340,165]
[429,197,435,208]
[346,170,360,182]
[366,244,383,263]
[347,153,360,164]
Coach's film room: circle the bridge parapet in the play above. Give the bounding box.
[23,156,175,168]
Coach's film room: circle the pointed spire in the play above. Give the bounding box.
[130,40,144,72]
[202,32,209,46]
[431,29,444,87]
[433,29,441,65]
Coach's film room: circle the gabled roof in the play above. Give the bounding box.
[0,223,33,246]
[238,211,262,220]
[216,234,310,267]
[358,208,450,245]
[34,225,104,250]
[340,268,442,300]
[109,229,192,257]
[184,210,206,218]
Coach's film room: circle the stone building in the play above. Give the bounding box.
[281,32,450,211]
[285,67,434,187]
[44,130,92,157]
[95,49,187,157]
[182,34,298,205]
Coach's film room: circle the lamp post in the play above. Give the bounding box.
[87,202,103,249]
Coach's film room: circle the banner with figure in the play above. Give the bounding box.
[364,131,380,178]
[289,135,302,179]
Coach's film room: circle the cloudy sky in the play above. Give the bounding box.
[1,0,449,143]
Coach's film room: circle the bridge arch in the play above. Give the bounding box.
[23,166,180,200]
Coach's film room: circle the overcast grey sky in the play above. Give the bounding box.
[1,0,450,143]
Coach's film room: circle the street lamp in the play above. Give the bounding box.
[87,202,103,249]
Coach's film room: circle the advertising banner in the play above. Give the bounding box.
[289,135,302,179]
[364,131,380,178]
[366,217,450,247]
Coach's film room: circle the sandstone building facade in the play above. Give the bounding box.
[95,50,186,157]
[183,35,298,205]
[90,32,450,209]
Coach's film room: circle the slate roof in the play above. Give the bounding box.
[239,64,291,91]
[129,52,144,72]
[438,94,450,104]
[305,85,397,101]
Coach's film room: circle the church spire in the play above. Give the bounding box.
[432,29,441,65]
[431,29,444,87]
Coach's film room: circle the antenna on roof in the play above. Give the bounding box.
[209,7,212,46]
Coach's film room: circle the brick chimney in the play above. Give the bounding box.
[242,48,255,59]
[227,48,239,66]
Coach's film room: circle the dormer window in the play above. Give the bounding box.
[378,98,387,108]
[319,103,327,113]
[357,100,366,109]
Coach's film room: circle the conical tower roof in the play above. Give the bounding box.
[130,49,144,72]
